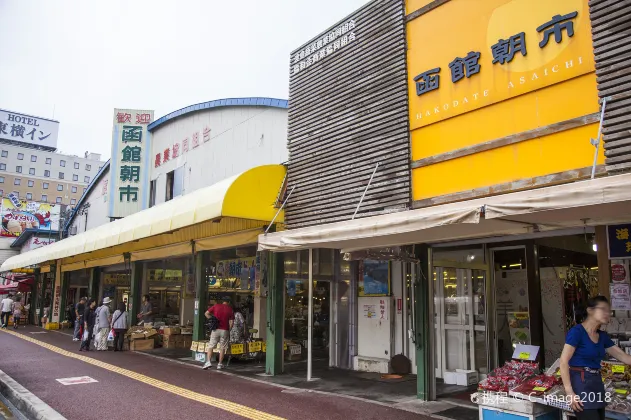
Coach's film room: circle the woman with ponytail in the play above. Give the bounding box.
[560,296,631,419]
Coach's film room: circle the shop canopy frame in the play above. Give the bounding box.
[258,173,631,252]
[0,165,286,272]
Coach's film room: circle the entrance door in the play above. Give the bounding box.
[434,267,487,378]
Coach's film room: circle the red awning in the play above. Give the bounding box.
[0,277,33,293]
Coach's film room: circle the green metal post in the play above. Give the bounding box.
[265,251,285,375]
[31,269,40,325]
[414,244,431,400]
[38,270,49,326]
[193,252,206,356]
[129,261,142,322]
[59,272,69,324]
[88,268,100,301]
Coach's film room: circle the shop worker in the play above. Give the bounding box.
[0,294,13,328]
[561,296,631,420]
[203,298,234,370]
[137,294,153,325]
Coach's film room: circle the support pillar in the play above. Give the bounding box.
[38,270,49,326]
[129,261,142,323]
[51,263,62,323]
[88,268,100,302]
[31,269,40,325]
[595,225,611,298]
[193,252,206,344]
[414,244,431,400]
[265,251,285,376]
[58,272,69,324]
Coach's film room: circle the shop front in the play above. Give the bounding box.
[1,164,287,355]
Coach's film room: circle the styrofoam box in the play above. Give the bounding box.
[444,370,479,386]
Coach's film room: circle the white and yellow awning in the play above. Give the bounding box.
[1,165,286,272]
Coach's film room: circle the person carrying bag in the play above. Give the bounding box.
[110,302,129,352]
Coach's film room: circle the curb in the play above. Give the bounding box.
[0,368,66,420]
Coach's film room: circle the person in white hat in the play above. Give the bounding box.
[95,297,112,351]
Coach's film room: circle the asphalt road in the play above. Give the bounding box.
[0,326,428,420]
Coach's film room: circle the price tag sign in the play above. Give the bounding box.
[197,342,206,353]
[231,344,245,355]
[248,341,262,352]
[613,365,625,373]
[615,389,628,395]
[533,387,547,392]
[262,342,267,353]
[518,352,531,360]
[190,341,199,352]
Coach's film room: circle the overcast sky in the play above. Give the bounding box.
[0,0,367,160]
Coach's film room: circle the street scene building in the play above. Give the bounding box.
[1,0,631,419]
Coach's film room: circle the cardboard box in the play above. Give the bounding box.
[163,340,178,349]
[162,327,180,335]
[130,339,154,351]
[175,340,189,349]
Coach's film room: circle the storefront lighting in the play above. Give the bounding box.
[509,263,522,268]
[592,242,598,252]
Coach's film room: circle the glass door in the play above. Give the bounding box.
[435,267,487,378]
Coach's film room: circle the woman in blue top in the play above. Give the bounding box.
[560,296,631,419]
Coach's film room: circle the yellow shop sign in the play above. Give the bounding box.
[407,0,593,130]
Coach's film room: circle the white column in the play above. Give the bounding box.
[307,248,313,381]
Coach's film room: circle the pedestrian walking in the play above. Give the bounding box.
[95,297,112,351]
[73,297,86,342]
[11,296,23,329]
[111,302,128,352]
[1,294,14,328]
[80,299,97,351]
[203,298,234,370]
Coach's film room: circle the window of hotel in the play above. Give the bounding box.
[71,198,76,205]
[26,193,32,200]
[60,160,66,167]
[1,150,7,158]
[84,176,90,183]
[28,180,34,187]
[29,168,35,175]
[16,166,22,173]
[73,174,78,181]
[42,194,47,201]
[0,164,5,171]
[56,197,62,204]
[17,153,24,160]
[43,182,49,189]
[46,157,51,165]
[57,184,63,191]
[31,155,37,162]
[74,162,80,169]
[44,170,50,177]
[71,186,77,193]
[14,179,20,185]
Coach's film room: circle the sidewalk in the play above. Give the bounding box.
[0,326,448,420]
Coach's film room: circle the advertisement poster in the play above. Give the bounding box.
[611,283,631,310]
[363,304,377,319]
[508,312,531,345]
[1,196,60,237]
[211,257,256,290]
[359,260,390,296]
[608,224,631,259]
[612,260,630,283]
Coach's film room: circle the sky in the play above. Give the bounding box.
[0,0,368,160]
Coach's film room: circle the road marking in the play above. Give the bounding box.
[56,376,98,385]
[0,329,285,420]
[28,332,47,335]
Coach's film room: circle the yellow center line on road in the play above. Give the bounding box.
[0,329,285,420]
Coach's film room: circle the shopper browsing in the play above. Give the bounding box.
[561,296,631,419]
[0,294,13,328]
[80,299,97,351]
[95,297,112,351]
[111,302,129,352]
[73,297,86,342]
[203,298,234,370]
[11,296,23,329]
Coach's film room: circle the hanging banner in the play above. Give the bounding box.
[608,224,631,260]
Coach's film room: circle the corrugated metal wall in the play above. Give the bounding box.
[285,0,410,229]
[589,0,631,173]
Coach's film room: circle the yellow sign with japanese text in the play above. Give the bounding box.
[408,0,593,130]
[406,0,602,202]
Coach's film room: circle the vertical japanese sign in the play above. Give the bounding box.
[109,109,153,218]
[608,224,631,259]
